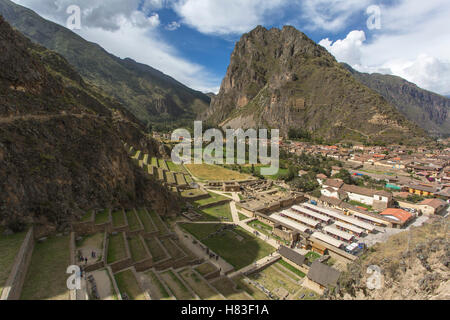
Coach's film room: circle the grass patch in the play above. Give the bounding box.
[199,203,233,222]
[111,210,125,227]
[233,275,269,300]
[160,239,184,258]
[126,210,141,231]
[194,262,218,277]
[144,238,168,263]
[147,210,169,236]
[211,277,251,300]
[160,270,195,300]
[181,223,275,270]
[95,209,110,224]
[167,161,188,173]
[185,164,252,181]
[143,270,171,299]
[136,209,157,233]
[305,251,321,263]
[107,233,127,264]
[194,192,228,207]
[81,210,93,222]
[247,220,290,245]
[179,269,223,300]
[20,235,70,300]
[115,269,146,300]
[0,228,27,295]
[277,260,305,278]
[248,265,300,297]
[128,236,148,262]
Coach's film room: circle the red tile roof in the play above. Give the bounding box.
[380,208,413,224]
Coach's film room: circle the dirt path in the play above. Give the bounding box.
[89,270,115,300]
[0,112,99,124]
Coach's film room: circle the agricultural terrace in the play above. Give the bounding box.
[95,209,110,224]
[125,210,141,232]
[115,269,146,300]
[20,235,70,300]
[0,228,27,296]
[179,268,223,300]
[142,270,173,300]
[185,164,252,181]
[210,277,252,300]
[136,209,157,234]
[111,210,126,227]
[180,223,275,270]
[160,270,196,300]
[107,233,128,264]
[128,236,149,262]
[144,238,168,263]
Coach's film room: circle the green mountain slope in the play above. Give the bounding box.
[206,26,429,145]
[0,0,210,126]
[342,63,450,137]
[0,15,178,231]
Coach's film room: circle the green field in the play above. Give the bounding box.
[0,228,27,296]
[199,203,233,221]
[20,235,70,300]
[126,210,141,231]
[107,233,128,264]
[158,159,169,171]
[136,209,157,234]
[128,236,149,262]
[248,264,300,298]
[185,164,252,181]
[115,269,146,300]
[247,220,290,245]
[181,224,275,270]
[233,275,269,300]
[194,192,228,207]
[181,188,208,199]
[111,210,125,227]
[95,209,110,224]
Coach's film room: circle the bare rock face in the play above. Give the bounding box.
[0,16,179,231]
[206,25,428,145]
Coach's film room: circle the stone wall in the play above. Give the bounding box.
[1,227,35,300]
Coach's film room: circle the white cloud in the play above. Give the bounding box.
[172,0,289,35]
[166,21,181,31]
[298,0,372,32]
[319,30,366,66]
[12,0,218,92]
[319,0,450,96]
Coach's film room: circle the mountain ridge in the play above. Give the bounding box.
[0,15,178,233]
[0,0,210,127]
[206,25,429,145]
[342,63,450,137]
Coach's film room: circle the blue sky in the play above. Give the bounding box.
[13,0,450,95]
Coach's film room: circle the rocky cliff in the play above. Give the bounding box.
[343,63,450,137]
[206,26,429,145]
[332,216,449,300]
[0,15,179,233]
